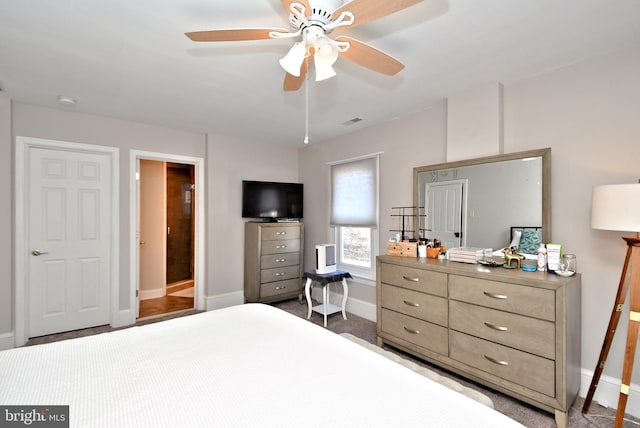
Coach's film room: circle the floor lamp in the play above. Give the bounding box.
[583,182,640,427]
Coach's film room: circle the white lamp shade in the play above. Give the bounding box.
[279,42,307,77]
[592,183,640,232]
[314,36,339,82]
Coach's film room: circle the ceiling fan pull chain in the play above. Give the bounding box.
[303,77,310,144]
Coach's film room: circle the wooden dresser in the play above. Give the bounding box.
[377,255,581,428]
[244,222,303,303]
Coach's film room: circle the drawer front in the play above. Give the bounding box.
[450,301,555,359]
[381,284,448,327]
[260,278,301,298]
[261,252,300,269]
[260,265,300,284]
[450,331,555,397]
[380,308,448,355]
[261,239,300,255]
[380,263,447,297]
[261,226,301,241]
[449,275,555,321]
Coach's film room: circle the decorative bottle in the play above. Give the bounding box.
[537,244,547,272]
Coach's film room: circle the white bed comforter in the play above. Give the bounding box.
[0,304,524,427]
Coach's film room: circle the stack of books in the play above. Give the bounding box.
[448,247,485,264]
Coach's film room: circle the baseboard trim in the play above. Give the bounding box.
[0,332,15,350]
[580,368,640,419]
[310,288,377,322]
[139,289,165,301]
[206,291,244,311]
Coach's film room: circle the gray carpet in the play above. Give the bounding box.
[272,298,640,428]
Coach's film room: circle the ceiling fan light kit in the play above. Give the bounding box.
[279,42,307,77]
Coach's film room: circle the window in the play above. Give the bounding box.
[330,154,380,279]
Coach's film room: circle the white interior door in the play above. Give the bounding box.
[28,146,112,337]
[425,181,464,249]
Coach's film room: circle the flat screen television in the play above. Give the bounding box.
[242,180,303,220]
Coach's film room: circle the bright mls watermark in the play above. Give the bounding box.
[0,406,68,427]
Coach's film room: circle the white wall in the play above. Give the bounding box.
[205,134,300,308]
[299,45,640,411]
[299,106,447,306]
[0,94,12,348]
[503,46,640,403]
[11,103,206,316]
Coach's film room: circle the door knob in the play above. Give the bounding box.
[31,250,49,256]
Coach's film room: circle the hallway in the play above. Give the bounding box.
[138,281,194,319]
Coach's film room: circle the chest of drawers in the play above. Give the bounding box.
[244,222,303,303]
[377,255,581,428]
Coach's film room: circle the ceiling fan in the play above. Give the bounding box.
[185,0,424,91]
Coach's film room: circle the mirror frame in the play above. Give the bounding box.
[413,148,551,245]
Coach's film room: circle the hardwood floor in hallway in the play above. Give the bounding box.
[138,281,194,319]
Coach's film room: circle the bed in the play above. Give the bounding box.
[0,304,524,427]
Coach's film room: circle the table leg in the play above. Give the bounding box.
[305,278,313,320]
[341,278,349,320]
[323,284,328,328]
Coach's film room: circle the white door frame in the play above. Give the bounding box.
[14,136,120,347]
[129,150,205,324]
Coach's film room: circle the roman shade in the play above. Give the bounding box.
[330,154,379,227]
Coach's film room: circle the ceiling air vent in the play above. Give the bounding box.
[341,117,364,126]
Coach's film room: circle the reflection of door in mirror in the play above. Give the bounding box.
[414,149,550,251]
[425,180,465,249]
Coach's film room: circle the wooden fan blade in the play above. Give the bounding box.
[283,58,310,91]
[185,28,288,42]
[280,0,313,16]
[332,0,423,29]
[336,36,405,75]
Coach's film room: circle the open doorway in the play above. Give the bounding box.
[138,161,194,319]
[130,150,205,324]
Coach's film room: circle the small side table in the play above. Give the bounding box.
[303,269,351,327]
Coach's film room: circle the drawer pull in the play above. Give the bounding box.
[483,291,508,300]
[275,285,287,291]
[275,272,287,277]
[402,276,420,282]
[484,322,508,332]
[275,258,286,263]
[403,300,420,308]
[403,326,420,335]
[276,245,287,249]
[484,355,509,366]
[276,231,287,235]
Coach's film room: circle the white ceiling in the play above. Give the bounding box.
[1,1,639,147]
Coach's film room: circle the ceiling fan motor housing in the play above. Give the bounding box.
[288,0,343,32]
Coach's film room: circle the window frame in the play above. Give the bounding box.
[334,225,378,280]
[328,153,381,281]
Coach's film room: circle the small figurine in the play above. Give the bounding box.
[502,246,525,269]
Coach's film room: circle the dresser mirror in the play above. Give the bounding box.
[413,148,551,251]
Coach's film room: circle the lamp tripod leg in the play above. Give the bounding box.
[583,242,634,413]
[614,246,640,427]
